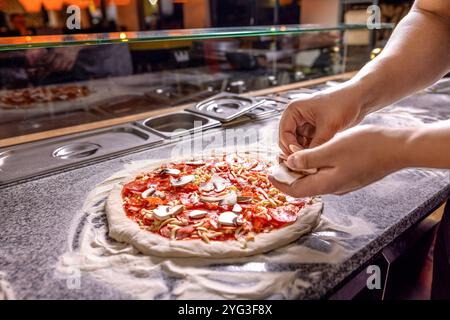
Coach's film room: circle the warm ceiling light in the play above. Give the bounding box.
[19,0,43,13]
[42,0,64,10]
[112,0,131,5]
[371,47,382,60]
[19,0,90,12]
[67,0,90,9]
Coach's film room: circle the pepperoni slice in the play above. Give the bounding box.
[286,196,307,206]
[269,205,300,224]
[180,193,199,207]
[123,180,148,193]
[159,226,171,238]
[176,226,195,240]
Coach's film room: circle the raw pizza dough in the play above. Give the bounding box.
[106,155,323,259]
[55,155,376,300]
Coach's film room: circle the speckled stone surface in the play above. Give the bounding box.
[0,89,449,299]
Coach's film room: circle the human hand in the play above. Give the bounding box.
[43,47,80,72]
[270,125,412,197]
[25,48,48,66]
[279,86,365,157]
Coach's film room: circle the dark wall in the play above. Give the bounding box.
[210,0,300,27]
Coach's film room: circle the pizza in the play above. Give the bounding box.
[106,153,323,258]
[0,85,90,109]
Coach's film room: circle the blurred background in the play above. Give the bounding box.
[0,0,411,35]
[0,0,411,139]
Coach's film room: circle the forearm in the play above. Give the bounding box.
[347,1,450,117]
[399,121,450,169]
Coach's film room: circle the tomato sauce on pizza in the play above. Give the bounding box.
[121,154,307,244]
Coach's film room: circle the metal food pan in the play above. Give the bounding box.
[185,92,264,122]
[253,96,288,112]
[0,125,163,185]
[277,88,316,100]
[136,111,221,139]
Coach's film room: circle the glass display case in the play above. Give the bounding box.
[0,23,393,146]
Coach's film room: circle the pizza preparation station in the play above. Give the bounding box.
[1,25,450,300]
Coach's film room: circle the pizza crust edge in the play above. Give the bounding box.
[105,158,323,259]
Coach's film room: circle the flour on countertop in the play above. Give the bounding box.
[0,272,16,300]
[56,148,375,299]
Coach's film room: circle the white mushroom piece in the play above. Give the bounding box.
[220,192,237,206]
[210,174,229,192]
[159,168,181,176]
[141,187,155,198]
[170,175,195,187]
[188,210,208,219]
[232,204,242,213]
[199,182,215,192]
[185,160,205,166]
[268,163,317,186]
[200,191,238,205]
[152,205,184,220]
[218,211,239,226]
[153,190,166,199]
[213,182,226,193]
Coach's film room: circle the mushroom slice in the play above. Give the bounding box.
[237,196,253,203]
[159,168,181,176]
[141,187,155,199]
[235,215,245,225]
[152,206,170,220]
[152,206,171,220]
[169,205,184,216]
[286,196,306,206]
[218,211,239,226]
[232,204,242,213]
[213,181,226,193]
[268,163,316,185]
[220,192,237,206]
[181,192,199,206]
[153,205,184,220]
[200,195,224,203]
[186,160,205,166]
[210,174,230,192]
[199,182,214,192]
[189,210,208,219]
[153,190,166,200]
[170,175,195,187]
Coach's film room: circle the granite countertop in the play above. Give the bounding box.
[0,89,449,300]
